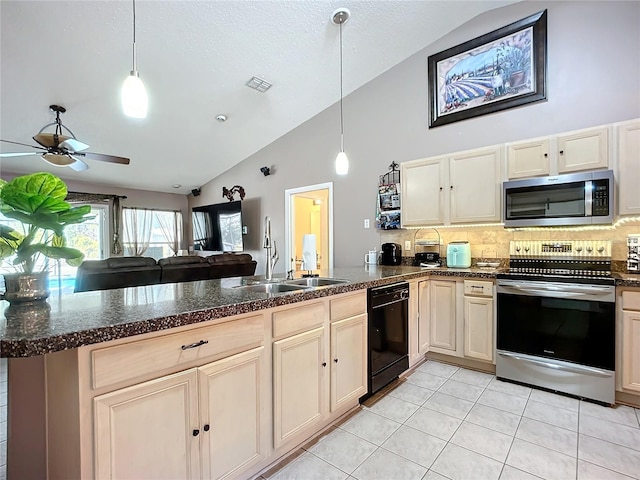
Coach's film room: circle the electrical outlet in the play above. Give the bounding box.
[405,240,411,250]
[364,219,370,228]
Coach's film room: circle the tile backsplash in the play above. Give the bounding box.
[380,220,640,262]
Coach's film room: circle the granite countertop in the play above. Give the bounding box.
[2,265,639,358]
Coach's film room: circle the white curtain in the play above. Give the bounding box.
[122,208,153,256]
[157,211,183,255]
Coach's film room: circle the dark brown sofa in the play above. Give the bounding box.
[74,253,257,292]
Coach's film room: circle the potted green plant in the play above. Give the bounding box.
[0,172,93,303]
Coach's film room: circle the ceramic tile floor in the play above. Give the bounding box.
[259,360,640,480]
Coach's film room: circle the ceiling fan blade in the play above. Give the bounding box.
[77,151,130,165]
[1,139,46,150]
[0,152,40,157]
[68,156,89,171]
[59,138,90,152]
[33,132,70,148]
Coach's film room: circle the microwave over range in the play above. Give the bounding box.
[503,170,614,227]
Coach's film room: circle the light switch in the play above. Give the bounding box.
[405,240,411,250]
[364,219,370,228]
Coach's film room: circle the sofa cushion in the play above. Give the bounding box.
[106,256,158,269]
[158,256,207,267]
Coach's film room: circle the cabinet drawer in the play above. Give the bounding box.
[330,292,366,322]
[92,314,264,389]
[272,302,325,339]
[622,290,640,311]
[464,280,493,297]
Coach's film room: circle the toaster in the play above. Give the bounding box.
[446,241,471,268]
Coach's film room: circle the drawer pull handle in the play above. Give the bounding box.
[192,429,200,437]
[181,340,209,350]
[471,285,483,289]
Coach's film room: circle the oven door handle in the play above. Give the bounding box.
[498,351,613,378]
[498,284,612,300]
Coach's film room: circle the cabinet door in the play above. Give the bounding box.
[616,119,640,215]
[464,296,494,362]
[401,157,446,226]
[330,314,367,411]
[506,138,550,179]
[273,327,326,449]
[429,280,457,353]
[622,310,640,393]
[198,347,266,480]
[94,370,200,480]
[557,126,609,173]
[449,146,502,224]
[418,280,430,355]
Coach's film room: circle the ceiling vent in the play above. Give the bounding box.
[246,76,272,93]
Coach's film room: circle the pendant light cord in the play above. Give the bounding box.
[339,20,344,151]
[131,0,137,72]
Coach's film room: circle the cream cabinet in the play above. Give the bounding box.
[330,314,367,411]
[273,327,327,449]
[619,289,640,394]
[449,147,502,224]
[557,126,609,173]
[94,370,201,479]
[615,119,640,216]
[94,346,266,480]
[506,137,550,179]
[401,156,446,226]
[401,146,502,227]
[506,125,610,180]
[463,280,494,363]
[429,280,460,355]
[417,280,430,355]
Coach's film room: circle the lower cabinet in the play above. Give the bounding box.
[330,313,367,411]
[620,289,640,393]
[429,280,459,355]
[417,280,430,355]
[94,346,266,480]
[273,327,327,449]
[463,295,494,362]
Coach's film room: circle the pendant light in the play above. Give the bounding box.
[121,0,148,118]
[332,8,350,175]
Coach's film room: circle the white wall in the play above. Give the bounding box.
[195,0,640,273]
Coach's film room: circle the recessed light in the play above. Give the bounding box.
[216,114,227,122]
[246,76,272,93]
[172,184,181,188]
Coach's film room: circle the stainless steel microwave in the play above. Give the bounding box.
[503,170,614,227]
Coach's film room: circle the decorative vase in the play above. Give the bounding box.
[1,272,50,304]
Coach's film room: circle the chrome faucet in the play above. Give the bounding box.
[263,216,279,280]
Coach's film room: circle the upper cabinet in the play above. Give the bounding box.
[401,146,502,227]
[506,125,609,179]
[616,119,640,216]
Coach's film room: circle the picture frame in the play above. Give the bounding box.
[428,10,547,128]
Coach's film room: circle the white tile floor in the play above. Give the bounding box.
[263,360,640,480]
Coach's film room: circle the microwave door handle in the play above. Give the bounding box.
[585,180,593,216]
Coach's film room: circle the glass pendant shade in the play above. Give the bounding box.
[335,150,349,175]
[121,71,148,118]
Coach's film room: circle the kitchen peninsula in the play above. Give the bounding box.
[2,266,638,479]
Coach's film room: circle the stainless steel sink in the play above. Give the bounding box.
[237,283,309,293]
[285,277,349,287]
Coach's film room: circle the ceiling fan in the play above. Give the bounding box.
[0,104,130,171]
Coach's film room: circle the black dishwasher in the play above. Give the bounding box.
[365,282,409,398]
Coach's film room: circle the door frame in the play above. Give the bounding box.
[284,182,334,274]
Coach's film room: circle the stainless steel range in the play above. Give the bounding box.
[496,240,615,405]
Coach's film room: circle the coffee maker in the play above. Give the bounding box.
[380,243,402,265]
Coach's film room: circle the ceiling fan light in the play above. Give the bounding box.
[41,153,75,166]
[335,150,349,175]
[121,72,148,118]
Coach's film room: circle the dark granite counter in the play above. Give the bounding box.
[613,272,640,287]
[0,265,503,358]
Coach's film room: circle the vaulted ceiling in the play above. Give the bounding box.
[0,0,516,194]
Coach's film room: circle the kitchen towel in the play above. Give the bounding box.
[302,234,317,271]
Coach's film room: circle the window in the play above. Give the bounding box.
[122,208,183,260]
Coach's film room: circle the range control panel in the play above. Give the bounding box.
[509,240,611,258]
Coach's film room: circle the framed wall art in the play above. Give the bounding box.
[428,10,547,128]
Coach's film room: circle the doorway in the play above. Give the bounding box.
[284,182,333,274]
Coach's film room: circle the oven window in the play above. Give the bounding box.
[505,181,586,220]
[497,294,614,370]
